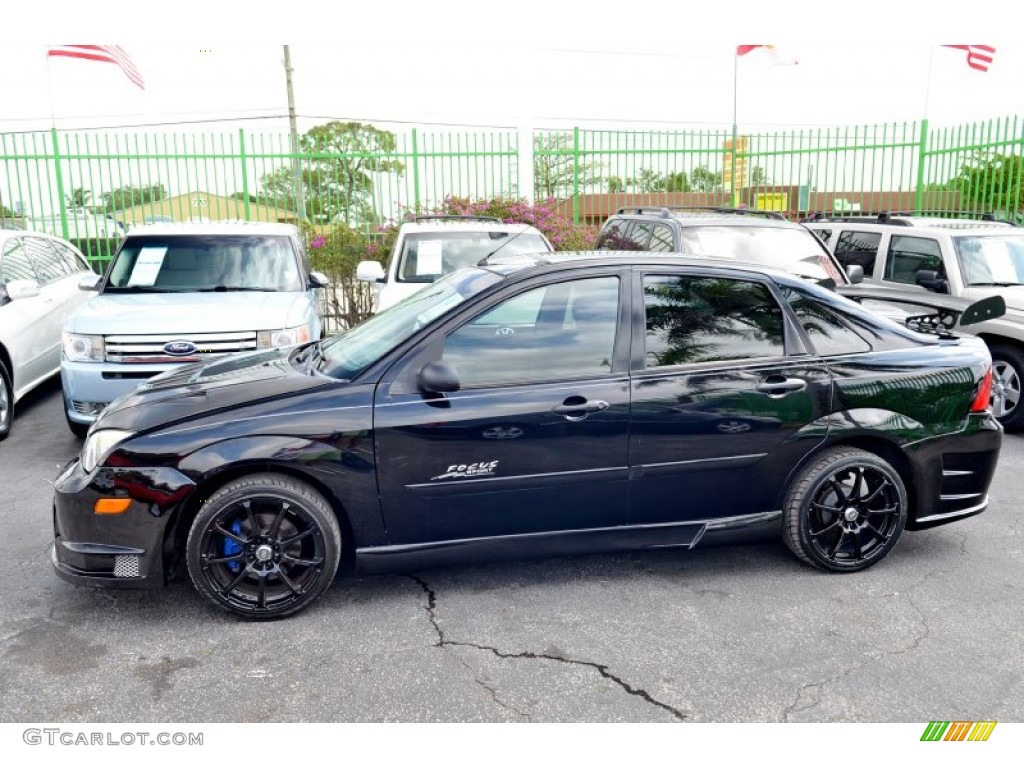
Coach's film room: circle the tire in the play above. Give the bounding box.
[988,344,1024,432]
[186,473,341,620]
[783,447,908,573]
[0,360,12,441]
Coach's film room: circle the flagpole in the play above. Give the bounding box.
[922,45,935,121]
[44,50,57,129]
[731,50,738,207]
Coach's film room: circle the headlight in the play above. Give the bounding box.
[81,429,134,473]
[63,332,105,362]
[257,324,311,349]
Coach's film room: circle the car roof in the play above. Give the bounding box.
[481,250,801,282]
[399,220,545,234]
[805,219,1015,234]
[125,221,300,237]
[608,206,797,228]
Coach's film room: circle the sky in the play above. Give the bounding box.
[2,1,1022,136]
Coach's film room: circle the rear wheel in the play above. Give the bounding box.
[989,344,1024,432]
[0,360,12,441]
[186,473,341,620]
[783,447,907,572]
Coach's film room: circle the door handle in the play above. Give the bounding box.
[551,397,610,421]
[755,377,807,397]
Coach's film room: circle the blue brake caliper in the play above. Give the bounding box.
[224,519,244,572]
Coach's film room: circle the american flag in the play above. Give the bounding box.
[944,45,996,72]
[47,45,145,89]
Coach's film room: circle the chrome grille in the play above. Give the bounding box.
[104,331,257,363]
[113,554,140,578]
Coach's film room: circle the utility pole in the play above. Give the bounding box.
[283,45,305,222]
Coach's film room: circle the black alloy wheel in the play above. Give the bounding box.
[186,473,341,619]
[783,447,907,572]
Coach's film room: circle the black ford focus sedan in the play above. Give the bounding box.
[52,254,1002,619]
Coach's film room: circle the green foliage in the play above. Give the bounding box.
[101,183,167,212]
[432,196,598,251]
[750,166,770,186]
[260,122,405,226]
[944,151,1024,216]
[66,187,92,209]
[533,133,604,198]
[618,169,691,193]
[689,165,723,193]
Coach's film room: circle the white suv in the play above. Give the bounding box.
[356,216,552,312]
[805,213,1024,430]
[61,222,329,437]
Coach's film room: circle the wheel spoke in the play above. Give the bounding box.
[865,520,889,539]
[257,574,267,609]
[871,504,900,515]
[811,500,842,514]
[268,502,289,538]
[851,532,865,561]
[810,517,841,537]
[862,477,891,504]
[220,567,249,595]
[828,478,850,504]
[827,530,847,558]
[206,552,245,564]
[281,554,323,567]
[277,567,304,596]
[214,522,248,546]
[280,527,316,547]
[244,499,259,536]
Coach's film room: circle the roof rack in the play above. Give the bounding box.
[615,206,785,220]
[802,210,1017,226]
[412,214,503,224]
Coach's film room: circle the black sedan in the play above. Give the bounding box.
[52,254,1002,619]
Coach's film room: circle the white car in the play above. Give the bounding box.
[357,216,553,312]
[61,222,329,437]
[0,229,97,440]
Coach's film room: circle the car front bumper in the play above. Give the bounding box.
[61,360,180,425]
[51,458,196,588]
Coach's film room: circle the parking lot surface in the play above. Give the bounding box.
[2,377,1022,722]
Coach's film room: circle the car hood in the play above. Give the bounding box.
[66,291,310,334]
[94,346,330,433]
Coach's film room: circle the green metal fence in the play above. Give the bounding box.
[2,116,1022,271]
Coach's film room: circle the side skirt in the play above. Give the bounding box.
[354,510,782,575]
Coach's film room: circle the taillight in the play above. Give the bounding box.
[970,367,993,413]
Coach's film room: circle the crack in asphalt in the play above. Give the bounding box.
[408,575,687,722]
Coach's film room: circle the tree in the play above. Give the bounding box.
[66,187,92,210]
[750,166,770,187]
[533,133,603,199]
[690,165,723,193]
[944,150,1024,216]
[261,121,405,226]
[101,184,167,212]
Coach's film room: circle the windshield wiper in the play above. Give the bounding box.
[104,286,180,293]
[967,282,1024,287]
[293,341,326,374]
[192,285,278,292]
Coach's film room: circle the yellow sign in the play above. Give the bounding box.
[722,137,749,190]
[754,192,788,212]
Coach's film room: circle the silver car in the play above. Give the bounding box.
[0,229,96,440]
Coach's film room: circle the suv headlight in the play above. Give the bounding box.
[257,324,310,349]
[63,332,105,362]
[81,429,134,473]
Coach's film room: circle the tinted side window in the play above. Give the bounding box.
[782,287,871,356]
[50,239,91,274]
[648,224,674,252]
[885,236,942,283]
[24,237,67,282]
[833,230,881,275]
[596,221,632,250]
[1,239,38,283]
[643,275,785,367]
[443,276,619,387]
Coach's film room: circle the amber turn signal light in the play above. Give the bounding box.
[94,498,131,515]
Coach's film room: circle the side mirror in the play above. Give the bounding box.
[6,278,41,300]
[845,264,864,284]
[417,360,460,395]
[356,260,386,283]
[309,271,331,288]
[915,269,949,294]
[78,273,101,291]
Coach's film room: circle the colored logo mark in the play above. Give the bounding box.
[921,721,997,741]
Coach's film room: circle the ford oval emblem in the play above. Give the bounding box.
[164,340,197,356]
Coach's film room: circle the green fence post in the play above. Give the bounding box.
[50,128,69,239]
[238,129,251,221]
[914,118,929,214]
[411,128,421,212]
[572,126,580,225]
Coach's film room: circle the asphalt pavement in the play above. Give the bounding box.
[1,376,1021,722]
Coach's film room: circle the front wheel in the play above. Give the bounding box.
[0,360,12,441]
[989,344,1024,432]
[783,447,907,572]
[186,473,342,619]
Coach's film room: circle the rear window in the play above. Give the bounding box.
[105,235,302,292]
[395,231,550,283]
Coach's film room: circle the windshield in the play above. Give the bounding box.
[395,231,550,283]
[104,234,302,292]
[678,225,847,284]
[954,234,1024,285]
[319,267,504,379]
